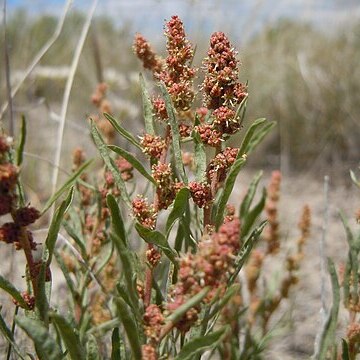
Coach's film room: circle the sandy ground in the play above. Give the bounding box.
[0,168,359,358]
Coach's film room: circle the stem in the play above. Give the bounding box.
[6,306,19,360]
[144,125,171,308]
[18,227,38,297]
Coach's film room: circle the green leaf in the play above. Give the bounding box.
[341,339,350,360]
[0,274,28,309]
[108,145,156,185]
[107,194,128,247]
[115,297,142,360]
[192,131,206,182]
[45,187,74,265]
[228,221,267,285]
[16,115,27,166]
[239,118,275,157]
[86,334,101,360]
[103,113,142,150]
[214,157,247,229]
[206,284,241,321]
[107,195,139,312]
[240,171,263,220]
[91,122,131,207]
[159,83,187,183]
[0,311,25,359]
[42,159,92,215]
[139,73,155,135]
[50,312,85,360]
[63,221,87,260]
[54,250,76,297]
[340,211,358,250]
[166,188,190,234]
[241,187,267,239]
[16,316,63,360]
[135,223,178,267]
[167,287,209,324]
[111,327,125,360]
[175,327,228,360]
[313,259,340,360]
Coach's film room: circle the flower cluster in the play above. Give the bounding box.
[207,147,239,182]
[194,123,222,147]
[157,15,196,112]
[188,181,212,208]
[90,82,115,143]
[132,195,157,229]
[202,32,247,110]
[152,96,168,121]
[133,33,163,75]
[140,134,167,159]
[0,136,39,252]
[264,170,281,254]
[143,304,164,342]
[167,217,241,332]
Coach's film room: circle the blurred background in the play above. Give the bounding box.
[1,0,360,202]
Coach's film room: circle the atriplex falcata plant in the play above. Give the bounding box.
[0,14,329,360]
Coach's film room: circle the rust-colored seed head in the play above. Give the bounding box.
[0,223,20,244]
[152,96,168,121]
[143,304,164,341]
[202,31,247,110]
[0,163,18,191]
[140,134,167,159]
[15,206,40,226]
[188,181,212,208]
[146,247,162,267]
[0,194,13,216]
[0,135,11,154]
[142,344,157,360]
[133,33,163,75]
[194,123,222,147]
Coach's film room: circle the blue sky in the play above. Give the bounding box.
[6,0,360,42]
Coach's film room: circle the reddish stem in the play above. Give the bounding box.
[144,125,171,307]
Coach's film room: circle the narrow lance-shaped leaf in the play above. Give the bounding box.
[86,334,101,360]
[313,259,340,360]
[240,170,263,220]
[0,274,28,309]
[104,112,142,150]
[238,118,275,158]
[91,121,131,207]
[45,187,74,265]
[0,311,26,360]
[167,287,210,324]
[107,196,139,312]
[228,221,267,285]
[108,144,156,185]
[111,327,126,360]
[16,316,63,360]
[16,115,26,166]
[140,73,155,135]
[247,121,276,155]
[135,223,178,267]
[160,83,188,183]
[107,193,128,248]
[166,187,190,234]
[175,327,229,360]
[241,187,267,240]
[42,159,92,214]
[50,312,86,360]
[192,131,206,182]
[214,157,246,229]
[115,297,142,360]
